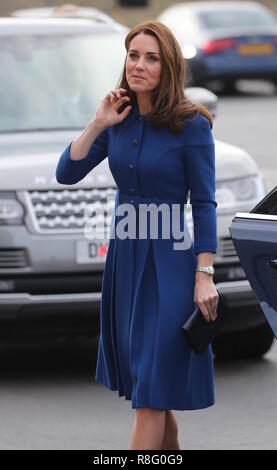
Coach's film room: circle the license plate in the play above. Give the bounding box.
[237,43,274,55]
[75,240,107,264]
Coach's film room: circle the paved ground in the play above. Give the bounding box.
[0,335,276,450]
[212,79,277,193]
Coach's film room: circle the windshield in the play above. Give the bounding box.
[198,8,277,30]
[0,32,126,132]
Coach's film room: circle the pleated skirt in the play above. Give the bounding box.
[95,198,215,410]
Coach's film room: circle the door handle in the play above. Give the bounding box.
[269,259,277,269]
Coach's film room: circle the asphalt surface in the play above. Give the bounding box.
[0,79,277,450]
[0,335,277,450]
[212,79,277,193]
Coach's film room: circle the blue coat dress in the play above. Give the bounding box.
[56,103,218,411]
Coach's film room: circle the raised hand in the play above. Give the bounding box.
[94,88,132,130]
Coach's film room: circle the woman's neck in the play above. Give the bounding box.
[136,93,152,116]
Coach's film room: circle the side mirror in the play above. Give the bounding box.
[185,87,218,119]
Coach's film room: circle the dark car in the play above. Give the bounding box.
[157,1,277,91]
[229,185,277,344]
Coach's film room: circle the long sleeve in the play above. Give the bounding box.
[183,116,217,256]
[55,128,108,185]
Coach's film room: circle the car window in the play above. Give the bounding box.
[250,186,277,215]
[198,8,277,29]
[158,9,197,35]
[0,32,126,132]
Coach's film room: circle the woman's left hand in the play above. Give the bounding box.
[194,273,219,322]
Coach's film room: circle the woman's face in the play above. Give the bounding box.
[126,33,162,94]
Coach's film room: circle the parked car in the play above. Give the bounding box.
[229,185,277,342]
[11,3,128,33]
[0,17,272,358]
[157,1,277,91]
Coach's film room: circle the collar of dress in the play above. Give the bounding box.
[120,101,149,129]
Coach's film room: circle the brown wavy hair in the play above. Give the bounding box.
[116,20,213,134]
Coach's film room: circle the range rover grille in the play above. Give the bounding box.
[26,188,116,233]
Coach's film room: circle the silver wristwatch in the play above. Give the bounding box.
[196,265,215,276]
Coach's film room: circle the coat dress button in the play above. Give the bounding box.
[128,163,134,171]
[133,139,138,145]
[129,188,135,194]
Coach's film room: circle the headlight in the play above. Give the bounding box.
[185,175,266,219]
[215,175,266,213]
[0,192,25,225]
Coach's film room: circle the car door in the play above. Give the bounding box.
[229,185,277,338]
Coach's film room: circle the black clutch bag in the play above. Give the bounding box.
[181,291,224,354]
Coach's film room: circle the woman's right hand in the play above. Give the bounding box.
[94,88,132,130]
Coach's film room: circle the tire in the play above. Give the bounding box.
[223,80,237,94]
[272,79,277,92]
[185,61,206,87]
[212,323,274,360]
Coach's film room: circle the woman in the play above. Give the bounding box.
[56,21,219,450]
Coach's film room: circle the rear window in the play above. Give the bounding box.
[198,8,277,29]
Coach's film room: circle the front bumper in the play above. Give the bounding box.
[0,291,101,318]
[215,279,266,334]
[0,291,101,338]
[0,278,266,337]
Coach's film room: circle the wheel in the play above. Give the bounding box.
[185,61,206,88]
[185,70,200,88]
[222,80,237,95]
[212,323,274,360]
[272,79,277,92]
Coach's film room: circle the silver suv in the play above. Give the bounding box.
[0,17,272,358]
